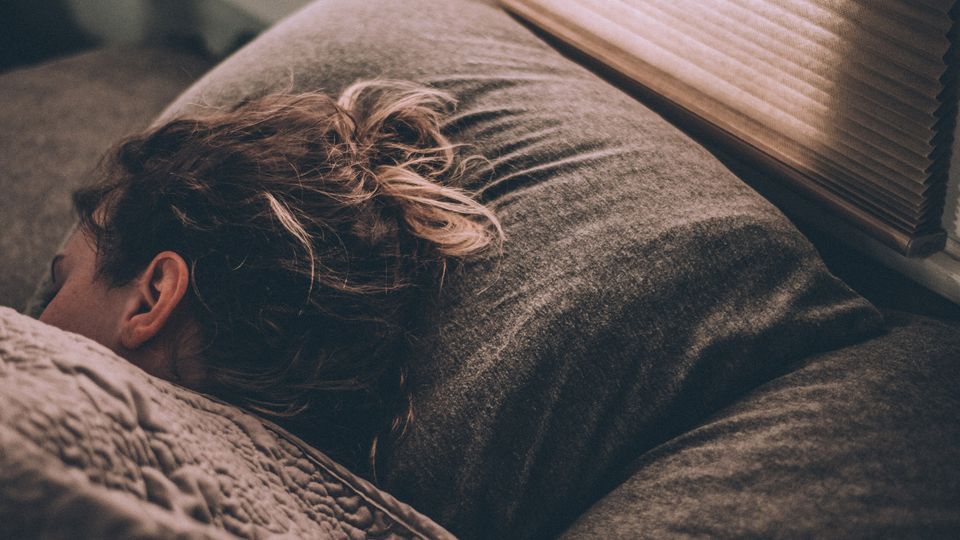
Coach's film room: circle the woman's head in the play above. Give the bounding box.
[39,79,505,478]
[40,227,201,385]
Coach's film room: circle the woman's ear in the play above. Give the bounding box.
[120,251,190,350]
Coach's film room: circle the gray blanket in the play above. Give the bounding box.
[0,307,453,539]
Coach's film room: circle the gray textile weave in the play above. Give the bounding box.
[0,47,211,313]
[0,307,455,539]
[562,310,960,539]
[155,1,884,538]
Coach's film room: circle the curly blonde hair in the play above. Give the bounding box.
[73,79,505,480]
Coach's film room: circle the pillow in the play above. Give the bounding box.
[560,310,960,538]
[0,307,453,539]
[35,0,885,538]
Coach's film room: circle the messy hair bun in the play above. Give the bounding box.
[336,80,503,279]
[73,79,505,479]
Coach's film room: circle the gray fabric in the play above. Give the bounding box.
[0,306,455,539]
[147,0,885,538]
[0,47,211,313]
[561,310,960,539]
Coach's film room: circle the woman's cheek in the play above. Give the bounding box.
[39,281,111,347]
[39,284,80,332]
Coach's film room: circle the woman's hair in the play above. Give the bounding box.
[72,79,505,480]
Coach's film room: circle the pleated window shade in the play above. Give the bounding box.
[500,0,959,256]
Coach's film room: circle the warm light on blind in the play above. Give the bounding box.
[500,0,959,256]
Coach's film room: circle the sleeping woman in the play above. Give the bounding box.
[37,79,506,482]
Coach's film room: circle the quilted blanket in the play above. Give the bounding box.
[0,307,453,539]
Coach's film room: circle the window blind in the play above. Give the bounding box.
[500,0,959,256]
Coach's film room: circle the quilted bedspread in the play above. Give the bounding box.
[0,307,453,539]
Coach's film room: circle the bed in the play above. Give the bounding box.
[1,0,958,538]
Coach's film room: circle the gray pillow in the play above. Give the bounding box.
[560,311,960,538]
[46,0,886,538]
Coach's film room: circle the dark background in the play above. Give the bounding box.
[0,0,97,72]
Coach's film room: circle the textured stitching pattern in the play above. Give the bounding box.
[0,307,454,539]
